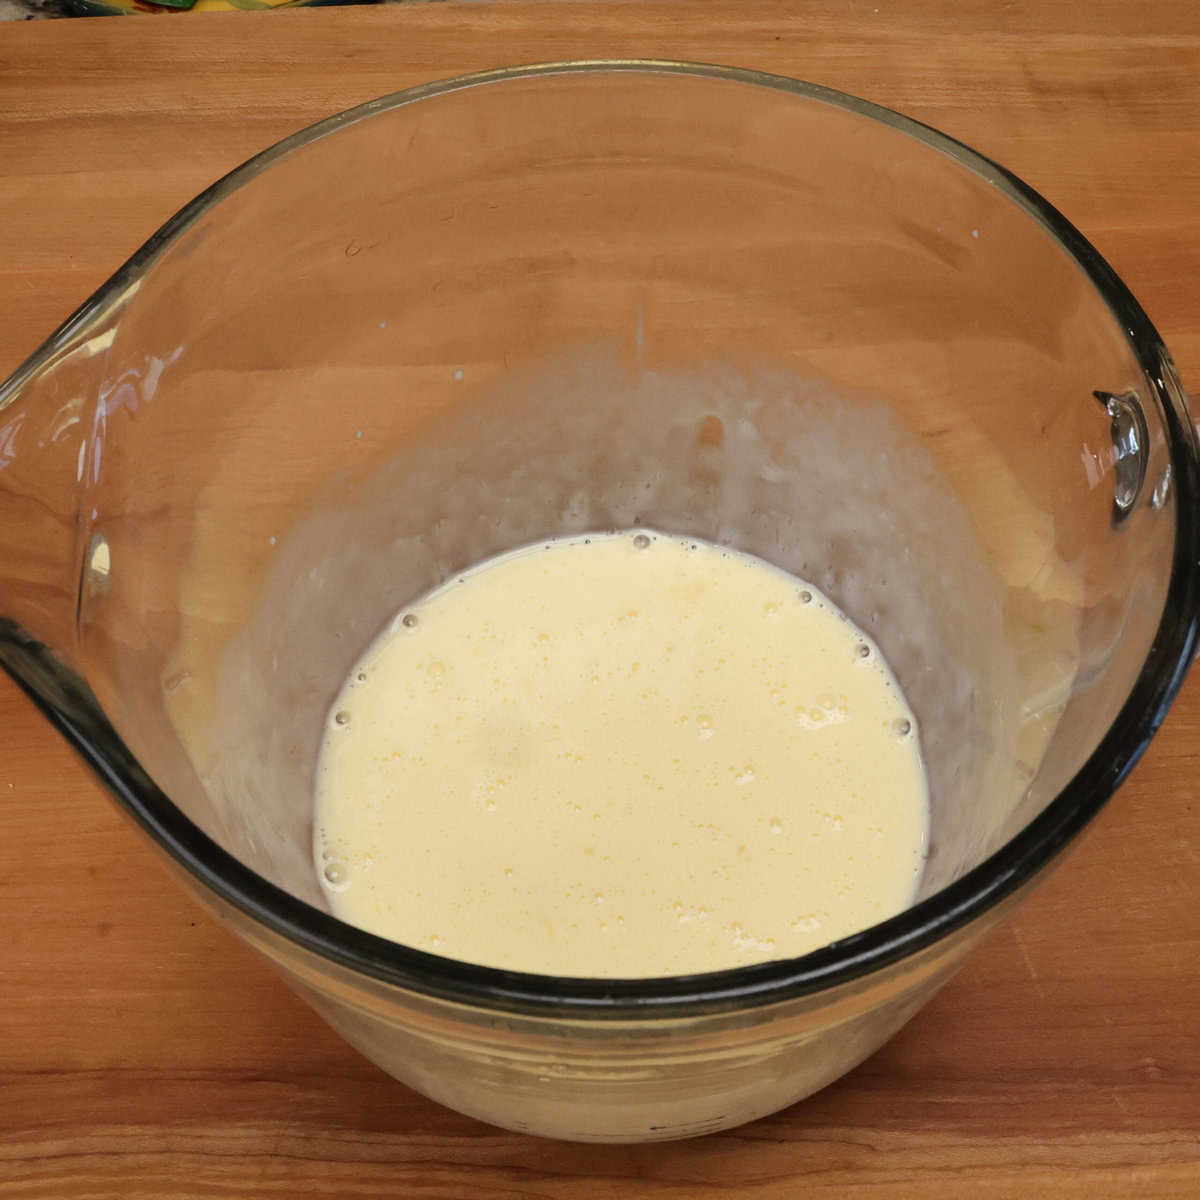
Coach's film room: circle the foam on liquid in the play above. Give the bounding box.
[315,531,928,977]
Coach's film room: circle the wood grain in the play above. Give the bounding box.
[1,2,1198,1195]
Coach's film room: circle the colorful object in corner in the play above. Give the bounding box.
[69,0,354,13]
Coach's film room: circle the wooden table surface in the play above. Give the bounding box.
[2,3,1199,1196]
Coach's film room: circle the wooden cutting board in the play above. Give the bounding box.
[1,4,1198,1196]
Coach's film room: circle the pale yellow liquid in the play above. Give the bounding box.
[315,532,928,977]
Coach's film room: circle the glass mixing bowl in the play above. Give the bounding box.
[1,62,1197,1142]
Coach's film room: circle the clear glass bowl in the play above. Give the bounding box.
[1,62,1197,1142]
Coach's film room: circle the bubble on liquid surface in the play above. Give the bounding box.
[334,710,352,727]
[856,643,871,659]
[798,590,813,604]
[894,717,912,738]
[402,613,419,629]
[632,533,651,550]
[323,861,349,890]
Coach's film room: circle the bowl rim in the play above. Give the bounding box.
[5,60,1199,1019]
